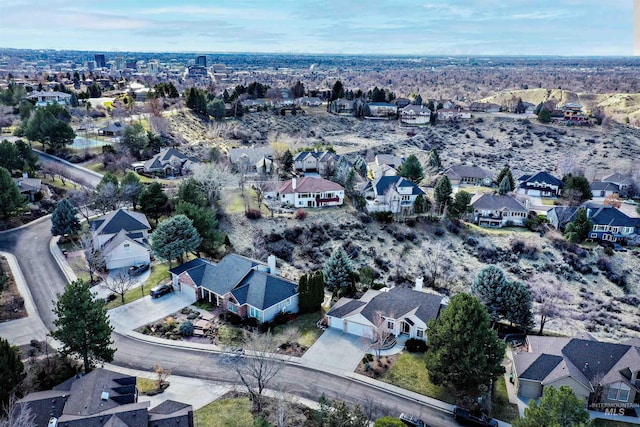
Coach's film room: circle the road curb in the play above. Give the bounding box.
[49,236,78,283]
[35,149,104,180]
[0,214,52,235]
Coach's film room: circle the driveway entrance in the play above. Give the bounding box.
[108,291,194,333]
[302,328,367,372]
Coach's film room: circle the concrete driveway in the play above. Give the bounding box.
[107,291,195,333]
[302,328,367,373]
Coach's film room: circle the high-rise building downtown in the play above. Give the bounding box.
[196,55,207,67]
[94,54,106,68]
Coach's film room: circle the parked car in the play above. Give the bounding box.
[149,284,174,298]
[128,263,150,276]
[452,406,498,427]
[623,199,638,205]
[399,413,427,427]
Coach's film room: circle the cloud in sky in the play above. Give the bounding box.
[0,0,633,55]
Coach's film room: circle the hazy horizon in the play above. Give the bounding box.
[0,0,634,56]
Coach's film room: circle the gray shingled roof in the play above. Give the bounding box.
[231,270,298,310]
[326,299,366,318]
[62,369,137,416]
[360,287,443,324]
[518,354,563,381]
[444,164,492,180]
[472,194,528,212]
[90,209,150,236]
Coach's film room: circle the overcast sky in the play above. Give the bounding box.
[0,0,634,55]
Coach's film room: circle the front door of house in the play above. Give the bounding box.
[402,321,410,335]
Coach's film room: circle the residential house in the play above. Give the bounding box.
[242,99,266,112]
[437,108,472,121]
[590,181,621,198]
[522,102,536,114]
[14,174,42,202]
[90,208,151,270]
[601,173,637,198]
[229,147,276,175]
[98,121,125,137]
[469,102,501,113]
[169,254,298,322]
[517,172,564,197]
[362,175,425,214]
[294,151,339,177]
[471,193,529,227]
[16,368,193,427]
[26,90,71,107]
[325,280,446,341]
[138,147,199,177]
[365,102,398,119]
[512,335,640,415]
[547,206,579,230]
[400,104,431,126]
[443,164,493,186]
[585,204,640,244]
[295,96,323,107]
[329,98,357,115]
[277,177,344,208]
[392,98,412,108]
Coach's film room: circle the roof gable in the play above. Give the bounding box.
[472,194,528,212]
[91,209,150,236]
[360,287,443,324]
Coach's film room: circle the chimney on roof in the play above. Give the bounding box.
[414,276,424,292]
[268,255,277,275]
[292,178,297,190]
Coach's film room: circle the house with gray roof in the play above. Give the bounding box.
[90,208,151,270]
[400,104,431,126]
[325,280,446,341]
[584,204,640,244]
[294,151,339,177]
[14,175,42,202]
[169,254,298,322]
[471,193,529,228]
[444,164,493,186]
[601,173,637,198]
[512,335,640,415]
[138,148,198,177]
[590,181,621,198]
[16,368,193,427]
[517,171,564,197]
[547,206,579,231]
[228,146,276,175]
[362,175,425,215]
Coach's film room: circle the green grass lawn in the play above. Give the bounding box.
[272,311,324,348]
[136,377,157,394]
[146,262,169,287]
[491,376,519,423]
[42,176,79,191]
[104,262,169,310]
[104,285,146,310]
[540,198,557,206]
[194,397,253,427]
[217,324,245,347]
[380,353,456,403]
[65,256,91,283]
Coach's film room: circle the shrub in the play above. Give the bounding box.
[434,228,445,236]
[245,209,262,219]
[359,213,373,224]
[106,293,117,302]
[294,209,307,220]
[179,321,194,336]
[597,256,612,272]
[372,211,394,223]
[466,237,479,247]
[405,338,427,353]
[243,317,259,328]
[273,311,291,326]
[371,283,387,290]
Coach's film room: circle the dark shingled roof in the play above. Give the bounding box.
[472,194,528,212]
[90,208,150,236]
[169,258,210,276]
[326,299,366,318]
[231,270,297,310]
[16,390,68,427]
[360,287,443,324]
[519,354,564,381]
[561,339,632,380]
[363,176,424,197]
[62,369,137,416]
[518,171,564,188]
[148,400,191,415]
[444,164,493,180]
[587,205,639,228]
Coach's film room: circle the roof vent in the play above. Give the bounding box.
[101,391,109,401]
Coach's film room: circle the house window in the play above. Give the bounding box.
[249,307,260,318]
[123,243,130,252]
[228,302,237,313]
[607,382,630,402]
[386,320,395,330]
[416,329,424,339]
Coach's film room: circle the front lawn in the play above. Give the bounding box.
[380,353,456,403]
[194,397,253,427]
[104,285,146,310]
[272,311,324,348]
[491,375,519,423]
[136,377,157,394]
[104,262,169,310]
[146,262,170,287]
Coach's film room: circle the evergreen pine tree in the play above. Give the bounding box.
[0,337,26,408]
[151,215,202,267]
[414,194,428,214]
[0,166,25,219]
[427,148,442,171]
[281,150,294,174]
[564,208,592,243]
[471,265,508,324]
[496,166,516,191]
[138,182,168,225]
[433,175,452,214]
[52,279,115,373]
[498,175,512,195]
[513,386,591,427]
[323,247,354,291]
[399,154,424,183]
[450,190,472,218]
[51,198,81,237]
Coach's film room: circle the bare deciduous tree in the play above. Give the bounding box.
[80,233,105,285]
[369,310,392,360]
[102,271,135,304]
[0,396,35,427]
[192,162,233,206]
[154,363,171,390]
[68,186,95,223]
[421,241,456,290]
[234,331,288,413]
[253,176,277,209]
[527,273,571,335]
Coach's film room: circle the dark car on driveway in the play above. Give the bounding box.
[128,263,150,276]
[399,413,428,427]
[149,284,173,298]
[452,406,498,427]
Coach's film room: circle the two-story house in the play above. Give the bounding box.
[365,102,398,119]
[139,147,199,177]
[444,164,493,186]
[277,177,344,208]
[585,204,640,244]
[400,104,431,126]
[600,173,637,198]
[471,193,529,227]
[517,171,564,197]
[294,151,339,177]
[26,90,71,107]
[361,176,425,215]
[90,208,151,270]
[169,254,298,322]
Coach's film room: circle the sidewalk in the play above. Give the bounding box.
[0,252,50,346]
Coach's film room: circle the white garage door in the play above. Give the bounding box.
[345,321,372,338]
[177,281,198,303]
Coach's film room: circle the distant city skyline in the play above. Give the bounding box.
[0,0,634,56]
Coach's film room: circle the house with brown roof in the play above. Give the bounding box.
[443,164,493,186]
[277,177,344,208]
[471,193,529,228]
[16,368,193,427]
[512,335,640,415]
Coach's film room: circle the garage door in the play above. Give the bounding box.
[345,321,372,338]
[177,280,198,303]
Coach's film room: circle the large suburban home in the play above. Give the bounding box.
[400,104,431,126]
[547,206,579,231]
[585,204,640,244]
[437,108,471,121]
[14,174,42,202]
[26,90,71,106]
[517,171,564,197]
[138,147,199,177]
[294,151,339,176]
[511,335,640,415]
[469,102,501,113]
[590,181,621,198]
[169,254,298,322]
[90,208,151,270]
[329,98,357,115]
[601,173,637,198]
[365,102,398,119]
[229,146,276,175]
[361,175,425,214]
[16,368,193,427]
[98,121,125,137]
[443,164,493,186]
[277,177,344,208]
[471,193,529,228]
[325,280,446,341]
